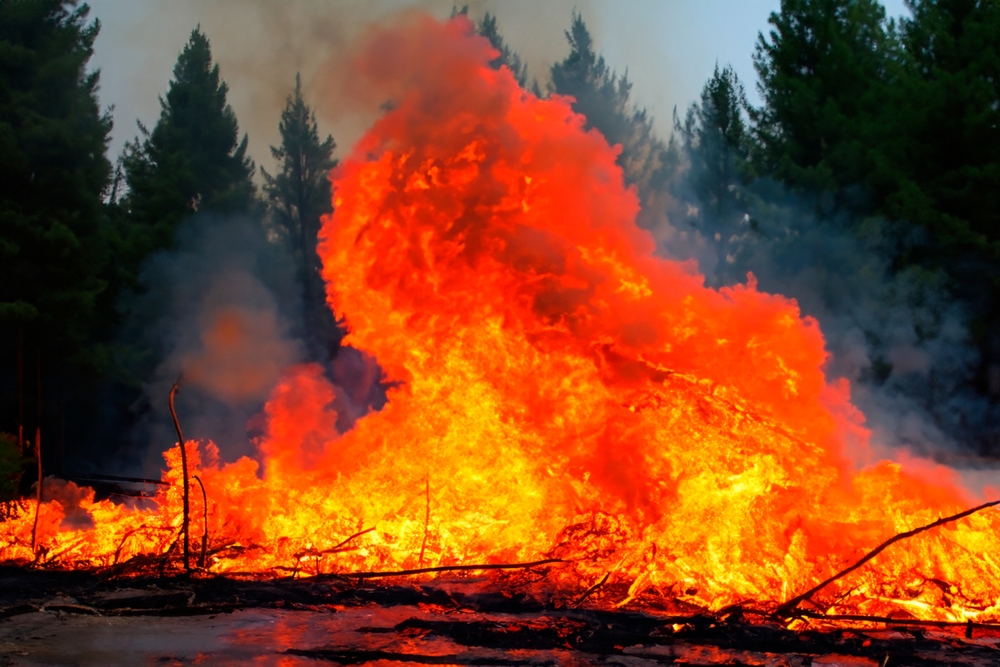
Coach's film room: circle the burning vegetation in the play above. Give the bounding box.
[2,14,1000,633]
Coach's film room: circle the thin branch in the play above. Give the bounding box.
[419,477,430,566]
[168,381,191,574]
[193,475,208,569]
[320,526,376,555]
[572,571,611,607]
[775,499,1000,617]
[334,558,568,581]
[794,609,1000,632]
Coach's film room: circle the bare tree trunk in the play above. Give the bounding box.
[31,346,42,554]
[17,326,24,455]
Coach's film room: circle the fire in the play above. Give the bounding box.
[3,15,1000,622]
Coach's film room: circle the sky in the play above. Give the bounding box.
[84,0,911,175]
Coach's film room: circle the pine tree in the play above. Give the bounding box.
[0,0,113,364]
[751,0,892,196]
[262,74,341,355]
[887,0,1000,254]
[676,65,752,219]
[0,0,114,476]
[672,65,754,274]
[119,27,255,279]
[550,13,669,227]
[477,13,529,87]
[890,0,1000,391]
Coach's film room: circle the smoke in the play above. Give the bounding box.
[118,216,304,473]
[85,0,705,173]
[659,175,1000,476]
[84,1,497,169]
[114,214,389,477]
[38,477,95,530]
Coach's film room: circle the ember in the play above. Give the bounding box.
[2,14,999,627]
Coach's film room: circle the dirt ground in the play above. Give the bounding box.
[2,567,999,666]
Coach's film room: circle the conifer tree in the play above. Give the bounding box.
[262,74,341,355]
[0,0,113,474]
[676,65,752,218]
[550,13,668,227]
[0,0,113,365]
[119,27,255,278]
[477,13,529,87]
[888,0,1000,254]
[751,0,891,195]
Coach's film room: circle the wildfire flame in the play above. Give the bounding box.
[3,15,999,623]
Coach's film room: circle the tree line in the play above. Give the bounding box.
[2,0,998,494]
[0,1,338,490]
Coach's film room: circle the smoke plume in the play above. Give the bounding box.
[659,176,1000,480]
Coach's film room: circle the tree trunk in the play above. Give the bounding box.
[17,326,24,455]
[31,345,42,553]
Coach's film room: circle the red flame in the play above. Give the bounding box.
[3,14,999,622]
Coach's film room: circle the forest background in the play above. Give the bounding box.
[1,0,997,494]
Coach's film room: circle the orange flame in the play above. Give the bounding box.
[3,15,999,622]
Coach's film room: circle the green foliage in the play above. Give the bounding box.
[751,0,892,195]
[118,27,255,284]
[886,0,1000,259]
[262,74,341,354]
[0,433,26,501]
[0,0,113,367]
[673,65,756,274]
[676,65,752,221]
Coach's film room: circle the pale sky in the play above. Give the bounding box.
[84,0,911,174]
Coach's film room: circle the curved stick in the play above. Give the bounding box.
[193,475,208,569]
[775,498,1000,617]
[168,381,190,574]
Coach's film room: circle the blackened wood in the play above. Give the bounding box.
[193,475,208,569]
[419,477,429,566]
[776,498,1000,617]
[30,347,41,553]
[572,571,610,607]
[339,558,567,581]
[168,381,191,574]
[322,527,375,554]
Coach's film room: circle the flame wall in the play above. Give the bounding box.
[3,15,999,621]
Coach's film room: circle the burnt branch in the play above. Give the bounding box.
[775,498,1000,617]
[419,477,430,566]
[795,609,1000,632]
[572,571,611,607]
[193,475,208,569]
[327,558,568,581]
[322,526,376,555]
[168,381,191,574]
